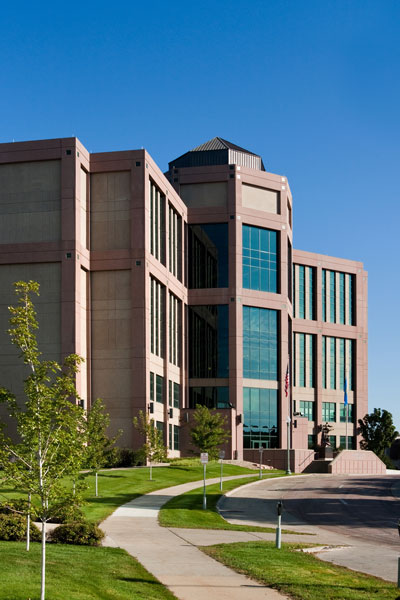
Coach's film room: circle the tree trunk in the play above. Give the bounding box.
[95,471,98,497]
[26,492,31,552]
[41,520,46,600]
[149,463,152,481]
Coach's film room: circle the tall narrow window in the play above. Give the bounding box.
[169,292,181,366]
[243,306,278,380]
[149,179,165,264]
[294,332,314,388]
[168,204,182,280]
[150,277,165,358]
[243,225,278,292]
[293,265,315,320]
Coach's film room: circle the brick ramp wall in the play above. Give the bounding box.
[243,449,315,473]
[329,450,386,474]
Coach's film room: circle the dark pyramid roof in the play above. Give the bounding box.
[169,137,265,171]
[191,137,258,156]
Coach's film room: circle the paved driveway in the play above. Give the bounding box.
[219,473,400,582]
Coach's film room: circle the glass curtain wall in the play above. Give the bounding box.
[243,306,278,380]
[242,225,278,292]
[243,388,278,448]
[188,224,228,288]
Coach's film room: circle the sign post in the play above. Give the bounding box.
[200,453,208,510]
[219,450,225,491]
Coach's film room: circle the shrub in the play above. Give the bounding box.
[0,499,37,519]
[0,513,41,542]
[49,520,104,546]
[47,503,85,524]
[103,447,141,468]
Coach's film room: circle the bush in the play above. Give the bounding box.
[0,513,41,542]
[48,503,85,524]
[49,520,104,546]
[0,499,37,519]
[103,447,141,468]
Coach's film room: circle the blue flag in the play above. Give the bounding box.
[344,377,348,406]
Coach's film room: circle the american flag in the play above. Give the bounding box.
[284,364,290,397]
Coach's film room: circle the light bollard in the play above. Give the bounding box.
[219,450,225,491]
[200,453,208,510]
[276,501,282,549]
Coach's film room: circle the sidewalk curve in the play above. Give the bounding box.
[101,474,289,600]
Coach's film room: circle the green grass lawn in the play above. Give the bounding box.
[202,541,399,600]
[159,473,301,534]
[0,541,177,600]
[0,462,256,524]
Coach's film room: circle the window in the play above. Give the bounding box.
[322,402,336,422]
[243,306,278,380]
[189,305,229,378]
[329,435,336,448]
[168,204,182,280]
[149,179,165,264]
[156,421,164,435]
[169,423,173,449]
[340,403,354,423]
[189,387,229,409]
[242,225,278,292]
[174,425,180,450]
[150,372,154,402]
[169,292,181,366]
[174,383,180,408]
[294,333,314,388]
[322,336,354,391]
[299,401,314,421]
[156,375,164,403]
[150,277,165,357]
[322,269,355,325]
[168,380,173,407]
[340,436,355,449]
[243,388,278,449]
[189,224,228,288]
[293,265,315,320]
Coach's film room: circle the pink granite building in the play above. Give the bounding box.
[0,137,368,470]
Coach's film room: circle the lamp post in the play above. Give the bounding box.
[286,416,291,475]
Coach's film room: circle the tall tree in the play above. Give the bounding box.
[190,404,230,460]
[0,281,86,600]
[358,408,398,459]
[85,398,121,496]
[133,410,167,480]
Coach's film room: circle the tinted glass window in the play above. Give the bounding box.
[189,224,228,288]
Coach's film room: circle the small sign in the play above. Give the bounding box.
[219,450,225,460]
[259,447,264,454]
[200,453,208,464]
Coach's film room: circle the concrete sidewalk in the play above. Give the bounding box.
[101,474,289,600]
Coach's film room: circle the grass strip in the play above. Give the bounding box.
[202,541,398,600]
[0,541,177,600]
[0,463,256,524]
[159,474,300,534]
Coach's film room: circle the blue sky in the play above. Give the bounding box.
[1,1,399,429]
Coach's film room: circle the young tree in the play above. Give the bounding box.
[358,408,399,459]
[133,410,167,480]
[0,281,87,600]
[85,398,121,497]
[190,404,230,460]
